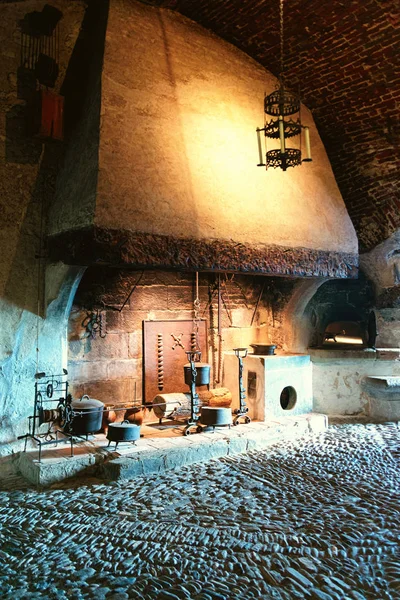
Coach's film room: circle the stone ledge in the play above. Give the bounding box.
[17,414,328,486]
[99,414,328,482]
[309,348,377,362]
[310,348,400,363]
[364,376,400,398]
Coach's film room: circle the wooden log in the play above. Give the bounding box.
[198,387,232,407]
[152,393,191,419]
[152,388,232,419]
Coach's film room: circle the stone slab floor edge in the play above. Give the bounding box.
[1,422,400,599]
[18,414,327,486]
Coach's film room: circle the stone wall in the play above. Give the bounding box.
[0,0,86,450]
[67,268,296,406]
[311,349,400,418]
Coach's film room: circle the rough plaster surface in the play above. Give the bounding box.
[360,230,400,293]
[310,349,400,418]
[0,266,83,450]
[141,1,400,252]
[376,309,400,347]
[93,0,357,256]
[49,1,109,236]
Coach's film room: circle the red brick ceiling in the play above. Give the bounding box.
[141,0,400,251]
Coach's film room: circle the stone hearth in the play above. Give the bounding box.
[18,414,327,486]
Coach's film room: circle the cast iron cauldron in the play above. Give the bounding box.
[183,362,211,386]
[200,407,232,428]
[107,420,141,448]
[250,344,276,355]
[70,395,104,435]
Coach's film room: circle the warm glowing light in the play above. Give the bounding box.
[325,336,363,345]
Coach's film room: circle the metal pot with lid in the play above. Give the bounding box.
[69,395,104,435]
[107,420,141,449]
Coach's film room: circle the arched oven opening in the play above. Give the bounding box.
[305,275,376,350]
[323,320,365,347]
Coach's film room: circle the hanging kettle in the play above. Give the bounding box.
[183,351,210,386]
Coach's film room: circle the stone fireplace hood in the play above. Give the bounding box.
[48,0,358,279]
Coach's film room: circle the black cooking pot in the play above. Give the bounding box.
[250,344,276,355]
[107,421,141,448]
[200,407,232,427]
[70,396,104,435]
[184,362,211,386]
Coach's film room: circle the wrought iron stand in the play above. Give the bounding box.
[184,351,204,436]
[232,347,251,426]
[18,371,76,463]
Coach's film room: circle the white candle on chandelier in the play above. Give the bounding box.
[256,128,264,165]
[303,126,312,161]
[278,116,285,153]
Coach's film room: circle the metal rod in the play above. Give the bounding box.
[251,281,266,326]
[119,271,144,312]
[218,274,222,337]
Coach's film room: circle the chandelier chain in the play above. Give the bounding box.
[193,271,201,351]
[280,0,284,77]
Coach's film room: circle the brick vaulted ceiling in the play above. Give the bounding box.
[138,0,400,252]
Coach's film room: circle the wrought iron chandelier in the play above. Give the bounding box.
[256,0,312,171]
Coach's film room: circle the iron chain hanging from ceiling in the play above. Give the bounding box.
[256,0,312,171]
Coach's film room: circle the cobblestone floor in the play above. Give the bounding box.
[1,423,400,599]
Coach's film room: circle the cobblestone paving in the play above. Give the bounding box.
[1,423,400,599]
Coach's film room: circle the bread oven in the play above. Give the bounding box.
[303,276,376,351]
[322,311,377,349]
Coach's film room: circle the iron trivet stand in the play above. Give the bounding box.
[18,371,75,462]
[184,350,204,436]
[232,347,251,425]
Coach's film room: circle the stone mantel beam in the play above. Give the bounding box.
[48,227,358,279]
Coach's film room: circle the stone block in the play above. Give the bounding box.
[79,379,132,406]
[80,333,130,360]
[183,439,229,463]
[107,359,141,380]
[227,436,248,454]
[19,450,99,487]
[102,456,144,480]
[223,352,313,420]
[141,452,166,474]
[163,448,196,470]
[376,348,400,361]
[130,286,169,310]
[68,360,108,383]
[128,332,142,358]
[144,310,194,322]
[167,286,194,310]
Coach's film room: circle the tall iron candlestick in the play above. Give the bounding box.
[184,350,204,436]
[233,347,251,426]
